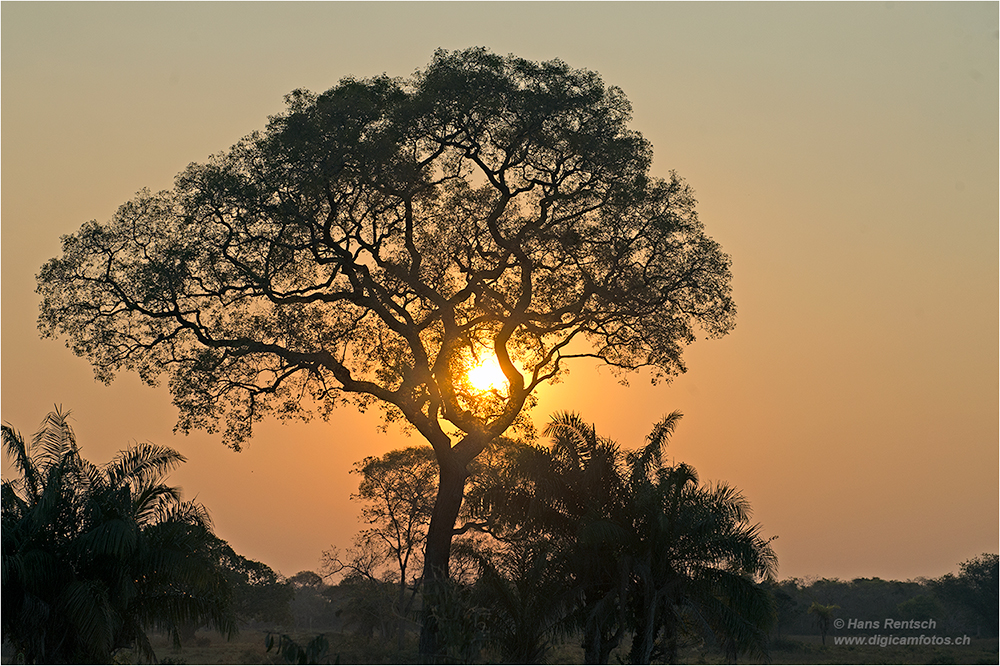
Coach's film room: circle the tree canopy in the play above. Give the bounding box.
[38,47,734,457]
[933,553,999,634]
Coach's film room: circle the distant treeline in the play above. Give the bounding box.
[766,556,998,640]
[279,557,1000,640]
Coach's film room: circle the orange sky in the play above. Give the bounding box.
[3,2,997,582]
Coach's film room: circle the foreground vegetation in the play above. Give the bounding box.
[88,629,998,665]
[1,410,288,664]
[1,411,237,663]
[3,408,996,664]
[318,411,777,664]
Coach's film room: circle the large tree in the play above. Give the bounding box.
[37,47,735,654]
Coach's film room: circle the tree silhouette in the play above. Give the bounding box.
[1,409,236,663]
[323,446,438,649]
[37,47,735,656]
[807,602,839,645]
[209,537,295,628]
[466,412,775,664]
[934,553,999,636]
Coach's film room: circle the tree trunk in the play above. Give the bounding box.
[397,579,407,651]
[583,619,622,665]
[418,457,469,661]
[629,601,657,664]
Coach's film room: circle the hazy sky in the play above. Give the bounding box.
[3,2,997,582]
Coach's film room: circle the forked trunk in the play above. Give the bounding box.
[418,458,469,661]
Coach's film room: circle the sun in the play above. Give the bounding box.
[466,356,509,393]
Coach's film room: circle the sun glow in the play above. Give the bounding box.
[466,356,509,393]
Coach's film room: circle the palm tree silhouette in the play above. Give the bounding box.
[467,410,776,664]
[2,408,236,663]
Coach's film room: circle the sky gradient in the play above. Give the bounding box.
[3,2,997,582]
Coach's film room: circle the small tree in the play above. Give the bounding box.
[807,602,839,646]
[287,571,337,633]
[37,47,736,656]
[323,446,437,648]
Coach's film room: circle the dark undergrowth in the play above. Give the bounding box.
[122,630,999,664]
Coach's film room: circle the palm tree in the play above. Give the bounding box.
[466,411,777,664]
[624,463,777,663]
[462,538,576,664]
[464,412,633,663]
[1,408,236,663]
[807,602,839,646]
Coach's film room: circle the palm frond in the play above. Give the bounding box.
[544,411,596,470]
[630,410,683,486]
[31,407,78,475]
[76,517,140,560]
[58,579,115,660]
[156,499,213,529]
[2,424,40,503]
[131,484,184,526]
[689,569,775,661]
[2,480,29,522]
[103,442,186,490]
